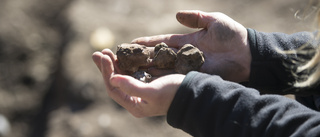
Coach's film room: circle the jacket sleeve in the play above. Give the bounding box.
[167,71,320,137]
[247,28,320,95]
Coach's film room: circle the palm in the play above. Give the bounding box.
[189,14,250,82]
[133,11,251,82]
[92,49,185,117]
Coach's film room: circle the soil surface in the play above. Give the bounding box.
[0,0,315,137]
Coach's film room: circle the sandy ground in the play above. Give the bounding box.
[0,0,316,137]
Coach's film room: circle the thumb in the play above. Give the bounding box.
[110,74,150,99]
[176,10,214,29]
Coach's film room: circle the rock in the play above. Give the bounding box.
[132,71,152,83]
[116,43,151,73]
[153,43,177,69]
[175,44,205,74]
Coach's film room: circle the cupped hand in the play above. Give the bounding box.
[132,10,252,82]
[92,49,185,117]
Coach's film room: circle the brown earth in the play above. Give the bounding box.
[0,0,315,137]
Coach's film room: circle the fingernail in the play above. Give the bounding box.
[131,39,138,44]
[131,37,142,43]
[131,37,151,44]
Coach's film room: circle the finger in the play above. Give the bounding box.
[100,56,134,106]
[100,56,139,105]
[101,48,125,74]
[110,74,152,99]
[92,51,103,72]
[101,55,115,90]
[101,49,115,58]
[132,34,194,48]
[176,10,214,29]
[99,52,148,116]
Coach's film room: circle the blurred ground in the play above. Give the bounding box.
[0,0,316,137]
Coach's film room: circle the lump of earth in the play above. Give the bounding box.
[116,43,151,73]
[116,43,204,82]
[154,42,168,53]
[153,42,177,69]
[175,44,205,74]
[132,71,152,83]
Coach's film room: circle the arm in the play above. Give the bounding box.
[247,29,320,95]
[93,48,320,137]
[168,71,320,137]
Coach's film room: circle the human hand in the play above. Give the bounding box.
[92,49,185,117]
[132,10,252,82]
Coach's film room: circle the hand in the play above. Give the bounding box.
[92,49,185,117]
[132,10,252,82]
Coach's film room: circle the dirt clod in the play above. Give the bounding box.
[116,43,151,73]
[116,43,204,81]
[154,42,168,53]
[132,71,152,83]
[175,44,205,74]
[153,43,177,69]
